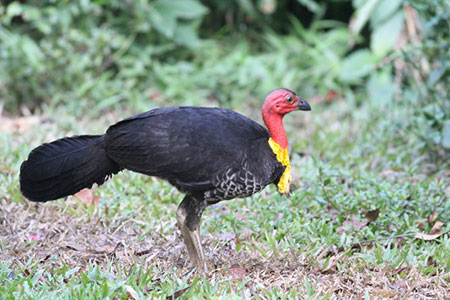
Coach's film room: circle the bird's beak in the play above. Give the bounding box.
[297,97,311,111]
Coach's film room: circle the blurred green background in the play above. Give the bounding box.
[0,0,448,160]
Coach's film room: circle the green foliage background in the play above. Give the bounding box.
[0,0,448,158]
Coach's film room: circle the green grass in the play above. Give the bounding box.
[0,97,448,299]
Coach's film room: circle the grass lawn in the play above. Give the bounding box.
[0,99,448,299]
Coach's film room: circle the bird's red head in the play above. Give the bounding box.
[262,88,311,149]
[262,88,311,116]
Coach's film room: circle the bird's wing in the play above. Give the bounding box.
[104,107,272,191]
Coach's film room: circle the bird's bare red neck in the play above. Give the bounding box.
[262,108,288,149]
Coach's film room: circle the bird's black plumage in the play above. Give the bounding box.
[20,106,284,203]
[104,107,284,202]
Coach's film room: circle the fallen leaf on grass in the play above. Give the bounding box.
[73,189,99,206]
[427,256,436,267]
[391,265,409,276]
[93,244,116,254]
[226,265,247,281]
[167,286,190,300]
[135,249,152,257]
[416,220,426,230]
[364,208,380,223]
[427,213,438,224]
[430,221,445,234]
[414,231,447,241]
[125,285,139,299]
[64,242,85,252]
[371,289,397,297]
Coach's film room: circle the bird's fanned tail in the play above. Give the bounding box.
[20,135,122,202]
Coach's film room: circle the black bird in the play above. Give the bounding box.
[19,88,311,272]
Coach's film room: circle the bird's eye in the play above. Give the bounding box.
[286,96,293,103]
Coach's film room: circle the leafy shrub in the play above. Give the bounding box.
[0,0,207,112]
[399,0,449,159]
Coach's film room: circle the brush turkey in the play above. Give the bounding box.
[20,88,311,272]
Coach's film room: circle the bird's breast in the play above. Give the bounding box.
[268,138,291,194]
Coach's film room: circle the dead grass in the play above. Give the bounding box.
[1,196,448,299]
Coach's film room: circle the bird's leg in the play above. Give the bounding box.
[176,195,208,273]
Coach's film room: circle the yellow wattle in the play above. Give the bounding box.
[268,138,291,194]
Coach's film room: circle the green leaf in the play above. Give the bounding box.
[297,0,321,13]
[173,21,202,48]
[6,2,23,18]
[442,120,450,149]
[152,0,208,20]
[21,37,44,68]
[427,67,446,87]
[370,0,402,27]
[371,11,404,57]
[339,50,377,83]
[351,0,380,35]
[147,4,177,38]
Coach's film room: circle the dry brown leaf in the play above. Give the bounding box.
[427,256,436,267]
[430,221,445,234]
[428,212,438,224]
[392,265,409,276]
[227,265,246,281]
[371,289,397,297]
[167,286,190,300]
[365,208,380,223]
[414,231,447,241]
[125,285,139,299]
[416,220,426,230]
[135,249,152,257]
[93,244,116,254]
[73,189,99,206]
[64,242,85,252]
